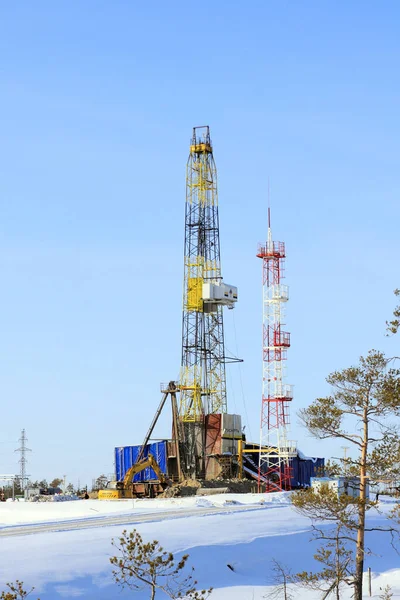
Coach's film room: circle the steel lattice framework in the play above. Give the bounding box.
[15,428,31,492]
[257,214,296,491]
[180,126,227,424]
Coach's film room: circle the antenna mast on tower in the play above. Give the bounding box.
[15,429,31,491]
[257,211,296,491]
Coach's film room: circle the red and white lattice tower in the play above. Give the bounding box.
[257,210,296,492]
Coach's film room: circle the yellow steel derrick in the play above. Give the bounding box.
[180,127,227,423]
[179,366,203,422]
[190,142,212,155]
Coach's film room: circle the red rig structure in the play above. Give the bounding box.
[257,210,296,492]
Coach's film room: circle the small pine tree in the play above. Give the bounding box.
[49,478,63,489]
[295,523,354,600]
[13,477,23,496]
[94,474,108,491]
[0,580,38,600]
[110,529,212,599]
[264,559,294,600]
[386,289,400,335]
[379,584,393,600]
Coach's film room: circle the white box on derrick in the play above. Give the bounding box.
[202,282,238,307]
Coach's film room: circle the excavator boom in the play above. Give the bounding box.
[122,454,166,487]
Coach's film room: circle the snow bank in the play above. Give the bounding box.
[0,493,274,526]
[0,493,398,599]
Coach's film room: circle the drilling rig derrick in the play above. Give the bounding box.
[179,126,238,478]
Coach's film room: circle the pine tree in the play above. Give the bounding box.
[386,289,400,335]
[292,350,400,600]
[110,529,212,599]
[295,522,354,599]
[49,478,63,489]
[0,580,38,600]
[265,560,294,600]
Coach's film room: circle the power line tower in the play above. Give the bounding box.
[15,429,31,491]
[257,210,296,491]
[341,446,350,475]
[179,126,237,478]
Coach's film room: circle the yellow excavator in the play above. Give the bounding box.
[98,453,171,500]
[99,383,181,500]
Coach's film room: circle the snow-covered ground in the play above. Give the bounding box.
[0,493,398,599]
[0,493,285,525]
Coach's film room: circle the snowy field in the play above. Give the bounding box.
[0,493,398,599]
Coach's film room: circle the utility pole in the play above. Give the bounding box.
[341,446,349,475]
[14,429,32,492]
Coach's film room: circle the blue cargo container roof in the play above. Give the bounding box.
[115,441,168,482]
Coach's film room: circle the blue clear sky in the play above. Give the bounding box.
[0,1,399,487]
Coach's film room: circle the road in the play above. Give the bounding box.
[0,504,265,538]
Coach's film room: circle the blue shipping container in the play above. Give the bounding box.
[115,441,168,483]
[290,456,324,488]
